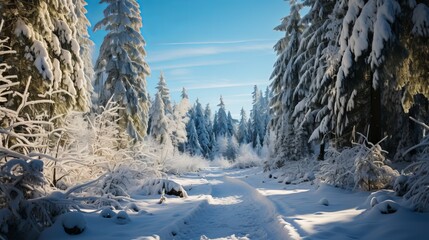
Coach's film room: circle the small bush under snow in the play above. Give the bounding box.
[231,144,263,169]
[100,207,116,219]
[319,135,398,190]
[62,212,86,235]
[115,211,130,225]
[162,152,209,175]
[140,179,188,198]
[318,198,329,206]
[376,200,399,214]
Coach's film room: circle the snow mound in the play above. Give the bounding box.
[100,207,116,218]
[115,210,130,225]
[376,200,399,214]
[318,198,329,206]
[370,197,379,207]
[62,212,86,235]
[140,179,188,198]
[126,202,140,212]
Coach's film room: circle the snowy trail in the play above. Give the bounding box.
[174,168,291,240]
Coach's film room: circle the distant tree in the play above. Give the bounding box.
[156,72,173,115]
[93,0,150,141]
[237,108,250,144]
[185,117,203,156]
[150,92,170,146]
[214,96,229,137]
[194,100,211,158]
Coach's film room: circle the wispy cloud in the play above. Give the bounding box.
[148,43,273,63]
[171,80,268,92]
[151,60,232,70]
[157,39,276,46]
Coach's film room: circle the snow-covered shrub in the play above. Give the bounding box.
[232,144,263,169]
[162,152,209,175]
[319,135,398,190]
[100,207,116,218]
[140,179,188,198]
[271,158,320,184]
[399,161,429,212]
[376,200,399,214]
[115,211,130,225]
[398,118,429,212]
[318,147,357,189]
[61,212,86,235]
[354,138,399,191]
[318,198,329,206]
[212,157,232,169]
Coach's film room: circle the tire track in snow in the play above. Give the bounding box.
[174,175,292,240]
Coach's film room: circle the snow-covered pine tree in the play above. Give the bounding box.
[204,104,214,155]
[0,0,91,122]
[93,0,150,141]
[172,88,191,152]
[156,72,173,115]
[251,85,264,148]
[75,0,94,108]
[185,116,203,156]
[150,92,171,146]
[227,111,236,138]
[214,96,229,137]
[193,100,211,158]
[268,0,310,166]
[237,108,250,145]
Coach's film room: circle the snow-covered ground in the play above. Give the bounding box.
[40,166,429,240]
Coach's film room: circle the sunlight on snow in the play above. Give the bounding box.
[208,195,243,205]
[292,208,365,235]
[257,188,310,196]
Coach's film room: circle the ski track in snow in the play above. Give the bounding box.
[174,168,292,240]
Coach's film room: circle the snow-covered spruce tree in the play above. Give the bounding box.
[313,0,429,153]
[227,111,236,138]
[268,0,309,166]
[214,96,229,137]
[75,0,94,107]
[156,72,173,115]
[237,108,250,145]
[93,0,150,141]
[171,89,191,152]
[150,92,171,146]
[224,136,239,161]
[194,100,211,158]
[0,0,91,126]
[250,85,266,148]
[204,104,215,156]
[185,117,203,156]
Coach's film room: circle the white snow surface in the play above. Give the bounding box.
[40,166,429,240]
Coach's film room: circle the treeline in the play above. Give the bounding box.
[146,73,271,160]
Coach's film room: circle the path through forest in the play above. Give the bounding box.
[174,167,293,240]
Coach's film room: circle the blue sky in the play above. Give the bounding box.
[87,0,288,118]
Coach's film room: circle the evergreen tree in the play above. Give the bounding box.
[215,96,229,137]
[156,72,173,115]
[194,100,211,158]
[150,92,170,146]
[0,0,91,122]
[227,111,236,137]
[173,88,191,152]
[185,117,203,156]
[93,0,150,141]
[237,108,250,144]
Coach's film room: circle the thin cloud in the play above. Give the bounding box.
[151,60,232,70]
[158,39,276,46]
[171,81,268,92]
[148,43,273,63]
